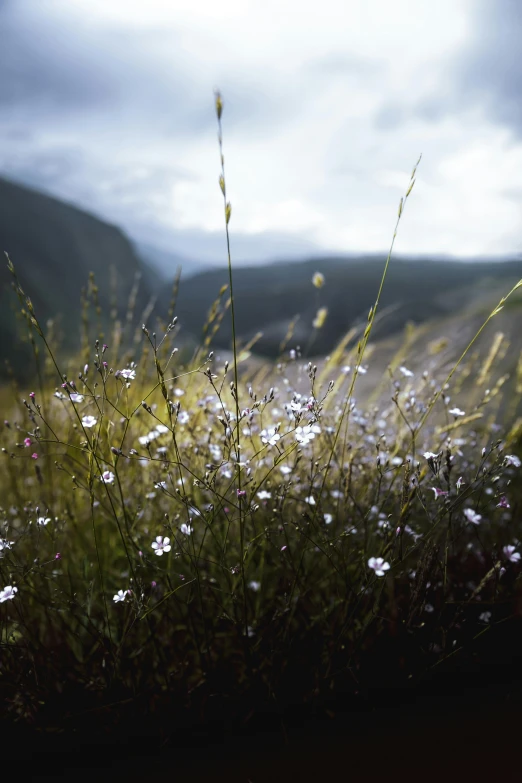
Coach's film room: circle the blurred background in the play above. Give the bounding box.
[1,0,522,378]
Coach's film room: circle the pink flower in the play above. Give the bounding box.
[55,553,62,560]
[237,489,246,497]
[29,392,35,400]
[430,487,448,499]
[31,453,38,460]
[496,496,510,509]
[23,438,31,448]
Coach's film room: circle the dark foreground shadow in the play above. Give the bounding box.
[4,667,522,783]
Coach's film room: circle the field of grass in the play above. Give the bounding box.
[1,95,522,760]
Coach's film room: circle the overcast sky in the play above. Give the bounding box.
[1,0,522,266]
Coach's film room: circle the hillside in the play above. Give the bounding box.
[172,256,522,357]
[0,177,156,379]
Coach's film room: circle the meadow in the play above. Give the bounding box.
[1,94,522,752]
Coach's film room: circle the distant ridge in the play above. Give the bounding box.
[169,255,522,357]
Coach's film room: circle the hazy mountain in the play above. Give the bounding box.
[2,174,521,384]
[0,177,156,378]
[170,255,522,357]
[134,241,211,280]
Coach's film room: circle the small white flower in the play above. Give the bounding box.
[113,589,130,603]
[151,535,171,556]
[423,451,439,460]
[464,508,482,525]
[69,393,84,403]
[119,368,136,380]
[0,585,18,602]
[367,557,391,577]
[174,388,185,397]
[261,427,281,447]
[248,580,261,591]
[305,495,316,505]
[449,407,465,417]
[0,539,14,551]
[324,513,333,525]
[479,611,492,623]
[155,424,169,434]
[399,366,414,377]
[54,391,66,399]
[505,454,521,468]
[154,481,168,491]
[37,517,51,526]
[280,465,292,475]
[82,415,97,428]
[100,471,115,484]
[503,545,521,563]
[180,523,193,536]
[139,430,159,446]
[295,425,317,446]
[257,490,272,500]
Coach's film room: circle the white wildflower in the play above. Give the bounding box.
[0,585,18,602]
[151,536,171,556]
[367,557,391,577]
[464,508,482,525]
[449,407,465,417]
[261,427,281,447]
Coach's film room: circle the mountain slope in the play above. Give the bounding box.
[171,256,522,357]
[0,177,156,378]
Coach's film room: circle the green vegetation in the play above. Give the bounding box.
[1,95,522,744]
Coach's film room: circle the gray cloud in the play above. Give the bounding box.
[0,3,115,115]
[455,0,522,135]
[373,0,522,137]
[0,1,292,138]
[306,53,384,78]
[0,0,304,264]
